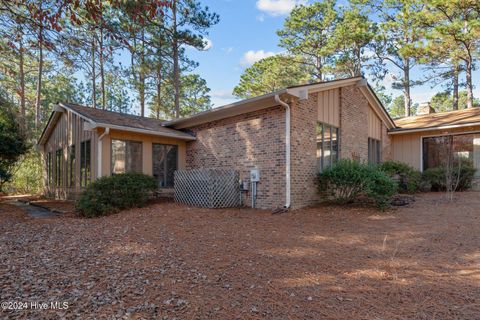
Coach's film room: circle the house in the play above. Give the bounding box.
[38,76,480,209]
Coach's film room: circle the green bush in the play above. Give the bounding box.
[379,161,421,193]
[76,172,157,218]
[422,160,476,192]
[318,159,398,210]
[366,169,398,210]
[318,159,370,204]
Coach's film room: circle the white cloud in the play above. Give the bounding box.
[201,38,212,51]
[256,0,307,16]
[240,50,276,67]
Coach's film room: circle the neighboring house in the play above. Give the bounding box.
[38,76,480,209]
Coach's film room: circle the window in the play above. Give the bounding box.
[368,138,381,164]
[423,133,479,172]
[152,144,178,188]
[47,152,53,187]
[111,139,142,174]
[80,140,91,187]
[317,123,339,172]
[55,149,63,187]
[69,145,76,187]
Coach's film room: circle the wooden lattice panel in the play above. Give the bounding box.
[174,169,241,208]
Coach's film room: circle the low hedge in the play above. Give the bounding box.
[318,159,398,210]
[76,172,157,218]
[379,161,422,193]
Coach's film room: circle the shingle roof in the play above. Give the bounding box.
[61,103,195,140]
[393,107,480,131]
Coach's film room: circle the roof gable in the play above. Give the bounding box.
[38,103,195,145]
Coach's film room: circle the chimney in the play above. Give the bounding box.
[417,102,436,115]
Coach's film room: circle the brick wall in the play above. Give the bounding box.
[185,85,392,209]
[289,84,392,209]
[290,94,321,208]
[339,86,370,162]
[185,106,286,209]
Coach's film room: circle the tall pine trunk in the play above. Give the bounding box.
[99,28,106,110]
[156,66,162,119]
[452,63,459,110]
[403,59,411,117]
[466,58,473,108]
[19,35,26,131]
[172,0,180,118]
[139,28,146,117]
[91,37,97,108]
[35,24,43,130]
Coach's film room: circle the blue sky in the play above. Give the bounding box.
[185,0,479,110]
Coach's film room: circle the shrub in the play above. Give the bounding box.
[318,159,398,210]
[318,159,371,204]
[422,160,476,192]
[76,172,157,218]
[366,169,398,210]
[379,161,421,193]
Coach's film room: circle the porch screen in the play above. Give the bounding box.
[317,122,339,172]
[80,140,91,187]
[423,133,480,176]
[55,149,62,187]
[111,139,143,174]
[153,144,178,188]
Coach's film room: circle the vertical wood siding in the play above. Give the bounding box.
[317,89,340,127]
[368,106,382,140]
[42,110,98,199]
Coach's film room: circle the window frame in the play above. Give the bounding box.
[68,144,76,187]
[368,138,382,164]
[47,152,53,187]
[80,139,91,187]
[422,132,479,171]
[316,122,340,172]
[110,139,143,175]
[55,149,63,187]
[152,143,179,188]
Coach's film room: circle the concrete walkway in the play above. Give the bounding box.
[5,200,58,218]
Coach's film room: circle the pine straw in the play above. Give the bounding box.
[0,192,479,319]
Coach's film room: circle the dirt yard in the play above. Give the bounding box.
[1,193,479,319]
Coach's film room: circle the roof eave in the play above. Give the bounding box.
[389,122,480,135]
[92,122,196,141]
[165,89,296,129]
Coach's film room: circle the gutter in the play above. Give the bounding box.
[275,95,291,209]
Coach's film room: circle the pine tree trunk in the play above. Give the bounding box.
[139,28,145,117]
[19,35,26,131]
[404,60,411,117]
[452,63,459,110]
[156,63,162,119]
[99,28,106,110]
[92,37,97,108]
[172,0,180,118]
[466,58,473,108]
[35,25,43,130]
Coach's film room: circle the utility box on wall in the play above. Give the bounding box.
[250,168,260,182]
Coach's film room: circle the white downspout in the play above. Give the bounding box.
[97,127,110,178]
[275,95,291,209]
